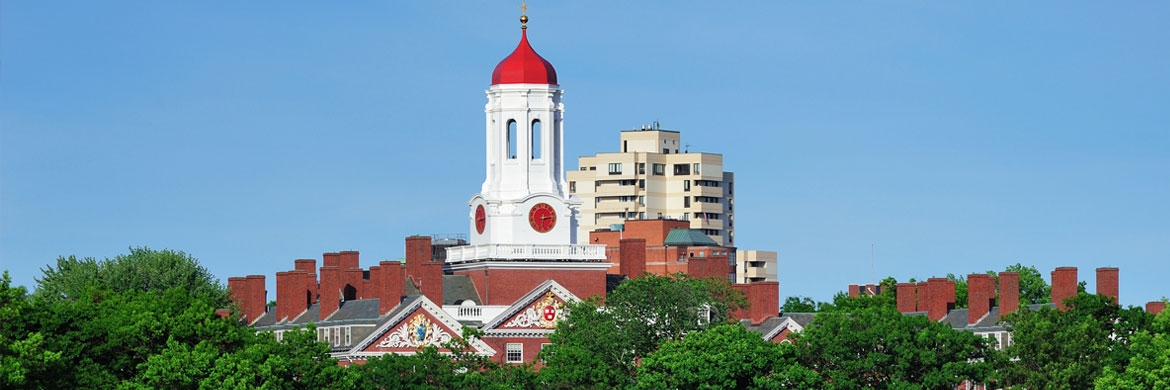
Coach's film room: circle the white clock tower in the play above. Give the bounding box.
[443,11,609,305]
[446,12,606,268]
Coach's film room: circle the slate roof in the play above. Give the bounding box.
[327,299,382,322]
[443,275,481,305]
[663,228,720,247]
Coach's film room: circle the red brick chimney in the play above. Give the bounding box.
[848,284,860,298]
[896,283,917,313]
[339,250,360,269]
[619,238,647,277]
[405,236,442,304]
[227,275,267,325]
[923,278,955,321]
[276,270,312,322]
[323,252,342,267]
[999,272,1020,316]
[1051,267,1078,311]
[1146,301,1165,315]
[319,265,341,321]
[1096,267,1119,304]
[968,274,995,325]
[378,261,406,315]
[293,259,318,303]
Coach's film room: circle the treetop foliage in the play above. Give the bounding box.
[5,252,1163,389]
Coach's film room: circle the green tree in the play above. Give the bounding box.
[1004,263,1050,305]
[34,247,228,306]
[791,294,993,389]
[0,271,64,388]
[781,296,818,313]
[636,324,789,390]
[1094,304,1170,389]
[538,273,746,388]
[199,325,352,390]
[999,292,1150,389]
[946,273,969,309]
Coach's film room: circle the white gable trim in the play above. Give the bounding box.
[341,295,496,358]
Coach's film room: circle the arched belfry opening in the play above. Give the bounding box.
[507,120,518,159]
[531,119,542,159]
[342,284,357,301]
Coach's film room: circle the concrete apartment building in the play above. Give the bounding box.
[736,250,778,283]
[568,125,736,246]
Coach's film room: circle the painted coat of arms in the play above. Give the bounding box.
[377,314,453,348]
[504,292,565,329]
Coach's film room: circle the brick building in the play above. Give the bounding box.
[226,12,783,366]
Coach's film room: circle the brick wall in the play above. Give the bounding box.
[896,283,917,313]
[968,274,995,325]
[1096,267,1119,303]
[619,238,647,277]
[227,274,267,324]
[455,268,607,305]
[999,272,1020,316]
[1051,267,1078,311]
[1147,301,1165,315]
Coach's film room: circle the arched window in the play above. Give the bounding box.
[343,284,357,301]
[531,119,542,159]
[507,120,517,159]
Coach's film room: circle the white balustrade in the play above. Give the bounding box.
[444,243,607,263]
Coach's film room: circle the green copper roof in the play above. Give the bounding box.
[663,228,719,247]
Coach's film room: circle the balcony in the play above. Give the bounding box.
[445,244,608,263]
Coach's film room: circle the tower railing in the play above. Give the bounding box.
[444,243,607,263]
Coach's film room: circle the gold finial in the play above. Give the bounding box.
[520,1,528,29]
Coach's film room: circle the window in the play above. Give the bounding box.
[638,195,645,205]
[638,211,646,219]
[507,120,517,159]
[345,326,352,346]
[663,148,670,154]
[684,197,691,207]
[531,120,542,159]
[618,195,637,202]
[589,166,596,171]
[608,163,622,175]
[684,180,691,192]
[619,179,637,186]
[695,196,721,203]
[569,181,576,192]
[652,163,665,176]
[638,179,645,189]
[693,163,701,174]
[637,163,645,174]
[673,164,690,175]
[506,343,524,363]
[579,167,587,171]
[695,180,720,187]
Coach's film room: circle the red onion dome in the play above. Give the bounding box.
[491,29,557,85]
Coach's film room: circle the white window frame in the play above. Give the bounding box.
[506,343,524,363]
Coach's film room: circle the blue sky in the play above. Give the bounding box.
[2,2,1167,307]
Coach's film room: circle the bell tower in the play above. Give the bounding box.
[445,10,609,306]
[467,10,580,247]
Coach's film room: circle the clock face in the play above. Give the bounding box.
[528,203,557,233]
[474,205,486,235]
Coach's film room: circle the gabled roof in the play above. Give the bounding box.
[482,280,580,337]
[744,313,816,342]
[341,295,496,360]
[664,228,720,247]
